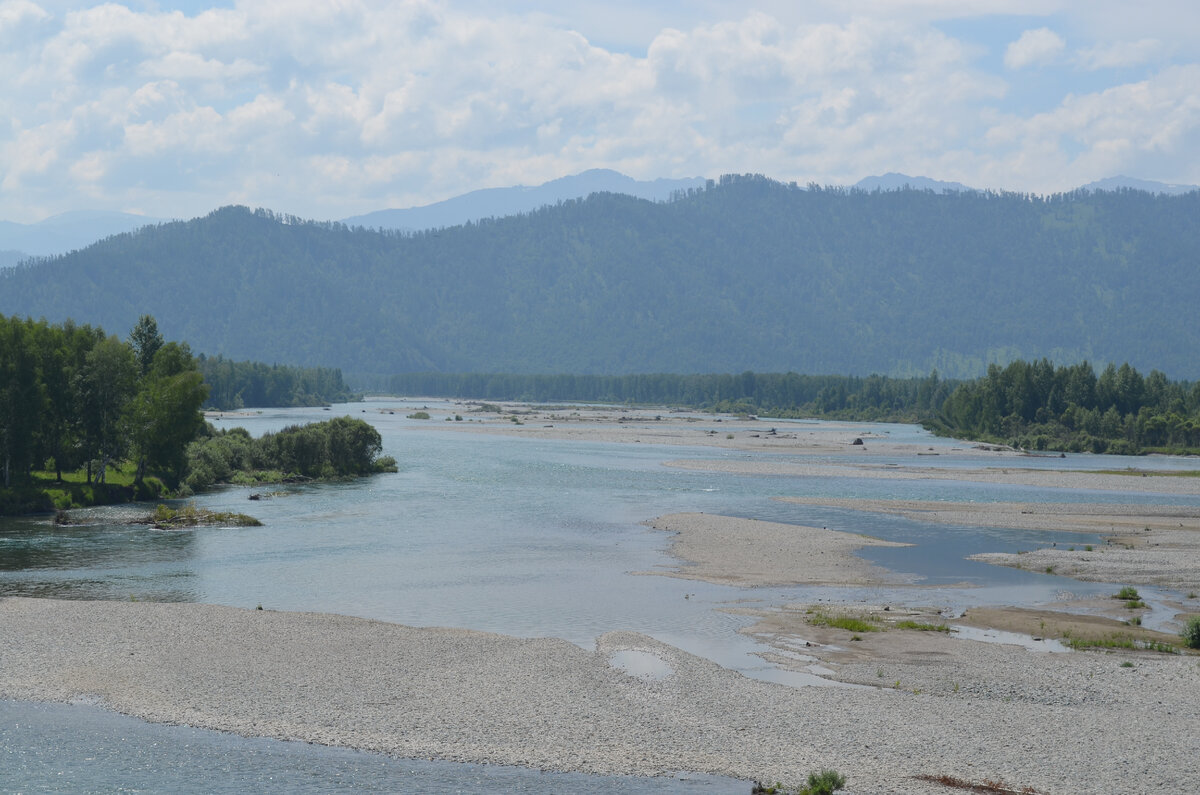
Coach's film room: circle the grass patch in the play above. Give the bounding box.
[1124,599,1147,609]
[1063,632,1176,654]
[406,411,430,419]
[893,620,952,633]
[1113,586,1140,600]
[806,610,883,633]
[1092,469,1200,478]
[3,463,150,515]
[752,769,846,795]
[147,502,262,529]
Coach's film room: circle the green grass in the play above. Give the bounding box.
[1092,469,1200,478]
[2,462,168,515]
[150,502,262,529]
[1064,632,1177,654]
[893,620,952,633]
[1124,599,1148,609]
[752,769,846,795]
[806,611,883,633]
[1114,586,1140,600]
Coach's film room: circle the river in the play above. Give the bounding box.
[3,399,1197,792]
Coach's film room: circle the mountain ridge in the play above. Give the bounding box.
[2,176,1197,379]
[5,170,1196,262]
[339,168,707,231]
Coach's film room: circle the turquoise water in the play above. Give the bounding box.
[3,402,1198,791]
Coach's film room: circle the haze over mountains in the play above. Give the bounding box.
[2,174,1197,380]
[3,170,1195,265]
[341,169,707,232]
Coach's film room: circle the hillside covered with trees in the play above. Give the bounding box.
[2,177,1198,378]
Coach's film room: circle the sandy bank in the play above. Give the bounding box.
[3,598,1198,794]
[641,512,911,587]
[668,458,1200,495]
[776,497,1200,593]
[415,402,1005,457]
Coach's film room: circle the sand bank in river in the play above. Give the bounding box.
[416,401,1008,456]
[4,597,1198,795]
[640,512,911,587]
[776,496,1200,593]
[669,458,1200,495]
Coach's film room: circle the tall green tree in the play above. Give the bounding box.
[0,319,43,487]
[129,315,164,376]
[77,335,138,484]
[125,342,208,486]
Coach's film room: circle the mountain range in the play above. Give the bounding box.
[2,174,1197,379]
[3,171,1194,265]
[341,169,706,231]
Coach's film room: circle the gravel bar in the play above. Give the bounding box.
[4,597,1198,794]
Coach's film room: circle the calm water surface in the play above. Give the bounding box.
[3,401,1197,791]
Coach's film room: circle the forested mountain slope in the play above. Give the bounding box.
[2,176,1197,378]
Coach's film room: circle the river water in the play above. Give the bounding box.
[3,400,1197,792]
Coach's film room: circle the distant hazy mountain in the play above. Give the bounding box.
[1079,175,1199,195]
[4,176,1198,379]
[0,210,170,262]
[341,168,706,231]
[853,173,975,193]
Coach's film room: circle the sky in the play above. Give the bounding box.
[1,0,1198,222]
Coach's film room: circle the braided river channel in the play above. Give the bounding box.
[4,399,1198,792]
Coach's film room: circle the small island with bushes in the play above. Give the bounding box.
[181,416,398,495]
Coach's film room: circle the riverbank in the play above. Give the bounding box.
[641,512,911,587]
[775,497,1200,594]
[3,597,1197,794]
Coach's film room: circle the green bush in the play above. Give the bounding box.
[1182,615,1200,649]
[184,416,388,487]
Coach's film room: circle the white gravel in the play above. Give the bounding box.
[4,597,1199,794]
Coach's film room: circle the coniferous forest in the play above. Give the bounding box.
[2,178,1198,379]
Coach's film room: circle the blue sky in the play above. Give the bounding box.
[2,1,1198,222]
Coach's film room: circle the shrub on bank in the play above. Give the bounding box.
[1182,615,1200,649]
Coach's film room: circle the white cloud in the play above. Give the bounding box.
[1004,27,1065,69]
[1076,38,1167,70]
[983,64,1200,190]
[0,2,1197,221]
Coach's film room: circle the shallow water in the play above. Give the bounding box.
[0,700,747,793]
[4,403,1196,651]
[2,403,1197,789]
